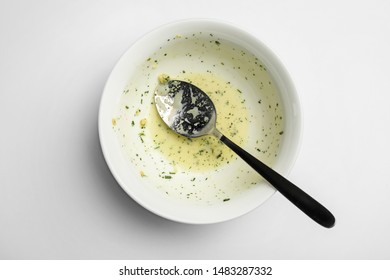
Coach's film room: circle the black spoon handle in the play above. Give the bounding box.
[219,134,335,228]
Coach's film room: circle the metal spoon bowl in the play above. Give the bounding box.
[155,79,335,228]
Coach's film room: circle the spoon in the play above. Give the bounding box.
[154,79,335,228]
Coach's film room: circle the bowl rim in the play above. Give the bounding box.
[98,18,302,224]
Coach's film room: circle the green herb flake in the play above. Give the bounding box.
[139,132,145,143]
[223,198,230,202]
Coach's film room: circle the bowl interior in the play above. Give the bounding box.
[99,19,301,224]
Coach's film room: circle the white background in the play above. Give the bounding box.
[1,0,389,259]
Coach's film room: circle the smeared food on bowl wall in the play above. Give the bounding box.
[111,32,284,204]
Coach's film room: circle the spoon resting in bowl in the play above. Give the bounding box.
[154,78,335,228]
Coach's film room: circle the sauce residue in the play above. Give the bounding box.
[149,72,248,172]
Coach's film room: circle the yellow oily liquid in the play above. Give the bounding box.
[147,72,249,172]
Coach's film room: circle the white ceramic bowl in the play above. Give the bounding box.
[99,19,302,224]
